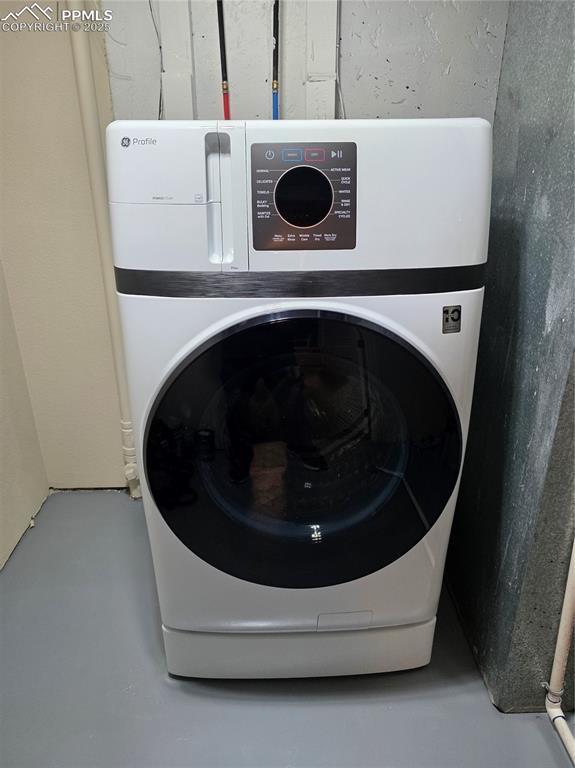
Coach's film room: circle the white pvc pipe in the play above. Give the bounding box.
[545,533,575,764]
[67,1,140,497]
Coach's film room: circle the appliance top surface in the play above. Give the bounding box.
[108,117,490,128]
[107,118,492,273]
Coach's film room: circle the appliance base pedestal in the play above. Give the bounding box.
[163,618,436,679]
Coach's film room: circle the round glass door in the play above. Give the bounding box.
[145,311,462,588]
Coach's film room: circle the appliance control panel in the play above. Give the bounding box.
[251,142,357,250]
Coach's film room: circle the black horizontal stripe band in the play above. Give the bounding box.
[115,264,486,299]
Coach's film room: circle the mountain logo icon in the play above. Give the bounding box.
[1,4,53,22]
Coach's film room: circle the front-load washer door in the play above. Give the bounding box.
[145,310,462,589]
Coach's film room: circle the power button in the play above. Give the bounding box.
[265,149,275,160]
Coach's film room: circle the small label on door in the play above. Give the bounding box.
[443,305,462,334]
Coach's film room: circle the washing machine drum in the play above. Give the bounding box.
[145,310,462,588]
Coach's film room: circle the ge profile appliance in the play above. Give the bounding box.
[107,118,491,678]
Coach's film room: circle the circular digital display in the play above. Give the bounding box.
[274,166,333,228]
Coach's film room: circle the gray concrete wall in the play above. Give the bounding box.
[449,0,574,713]
[507,359,574,712]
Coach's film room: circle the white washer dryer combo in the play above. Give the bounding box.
[107,118,491,678]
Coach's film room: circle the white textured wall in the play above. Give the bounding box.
[104,0,163,119]
[189,0,275,119]
[106,0,507,123]
[0,261,48,569]
[105,0,331,120]
[338,0,508,121]
[106,0,280,119]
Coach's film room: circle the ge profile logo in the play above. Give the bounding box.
[121,137,131,147]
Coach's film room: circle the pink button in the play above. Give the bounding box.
[305,148,325,162]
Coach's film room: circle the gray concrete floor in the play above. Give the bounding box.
[0,490,571,768]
